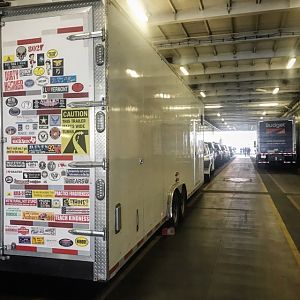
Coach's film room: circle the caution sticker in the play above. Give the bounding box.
[61,109,89,154]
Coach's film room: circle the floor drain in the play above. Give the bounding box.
[223,177,252,183]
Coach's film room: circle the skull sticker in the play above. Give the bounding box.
[16,46,27,61]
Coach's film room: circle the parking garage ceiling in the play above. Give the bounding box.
[7,0,300,130]
[118,0,300,130]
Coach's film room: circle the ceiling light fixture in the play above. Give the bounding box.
[259,102,279,107]
[221,118,224,122]
[260,116,264,120]
[200,91,206,98]
[126,69,140,78]
[205,105,222,109]
[127,0,149,23]
[272,87,279,95]
[286,57,296,69]
[217,113,221,117]
[179,66,189,76]
[262,111,266,115]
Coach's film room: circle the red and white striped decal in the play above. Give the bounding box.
[47,155,73,161]
[63,92,89,98]
[17,37,42,45]
[108,218,167,278]
[16,245,37,252]
[8,155,32,161]
[52,248,78,255]
[57,26,83,34]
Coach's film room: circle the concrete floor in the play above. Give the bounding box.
[103,157,300,300]
[0,157,299,299]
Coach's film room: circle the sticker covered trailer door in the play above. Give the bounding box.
[1,2,107,281]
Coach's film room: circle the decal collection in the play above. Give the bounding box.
[3,24,92,256]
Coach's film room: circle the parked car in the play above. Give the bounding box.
[206,142,217,162]
[221,145,230,161]
[213,142,223,166]
[228,146,235,157]
[204,142,215,182]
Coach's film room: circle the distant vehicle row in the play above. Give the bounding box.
[204,142,236,182]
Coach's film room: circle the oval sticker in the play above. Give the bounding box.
[5,176,13,184]
[33,67,45,76]
[59,238,73,247]
[47,49,58,58]
[6,97,18,107]
[36,76,49,86]
[75,237,89,247]
[72,83,84,93]
[5,126,17,135]
[9,107,20,116]
[25,79,34,88]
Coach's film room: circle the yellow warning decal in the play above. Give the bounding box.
[61,109,90,154]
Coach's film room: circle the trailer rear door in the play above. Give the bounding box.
[1,4,104,266]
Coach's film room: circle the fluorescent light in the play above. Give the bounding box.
[126,69,140,78]
[127,0,148,23]
[272,87,279,94]
[221,118,224,122]
[200,91,206,97]
[259,102,279,107]
[262,111,266,115]
[205,105,223,109]
[260,116,264,119]
[286,57,296,69]
[179,66,189,76]
[225,122,227,125]
[217,113,221,117]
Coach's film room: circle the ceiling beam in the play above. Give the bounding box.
[199,94,296,102]
[200,89,300,97]
[193,79,300,90]
[154,28,300,49]
[178,62,300,76]
[172,48,300,64]
[148,0,300,26]
[186,70,300,84]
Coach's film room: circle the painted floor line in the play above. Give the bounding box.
[287,195,300,215]
[268,196,300,270]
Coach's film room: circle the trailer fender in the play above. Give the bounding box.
[167,183,186,219]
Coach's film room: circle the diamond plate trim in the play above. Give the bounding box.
[92,0,108,282]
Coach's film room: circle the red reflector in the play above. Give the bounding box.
[15,245,37,252]
[57,26,84,34]
[52,248,78,255]
[17,38,42,45]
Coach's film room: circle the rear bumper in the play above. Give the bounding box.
[256,153,297,164]
[0,255,94,280]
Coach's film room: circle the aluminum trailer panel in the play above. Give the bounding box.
[0,0,204,281]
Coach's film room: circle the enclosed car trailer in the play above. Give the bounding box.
[0,0,204,281]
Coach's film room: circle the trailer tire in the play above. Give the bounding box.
[179,186,187,221]
[170,190,180,228]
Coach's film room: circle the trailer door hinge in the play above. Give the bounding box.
[68,158,107,170]
[68,228,106,241]
[67,28,105,42]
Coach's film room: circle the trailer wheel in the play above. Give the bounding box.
[170,190,180,227]
[179,187,187,221]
